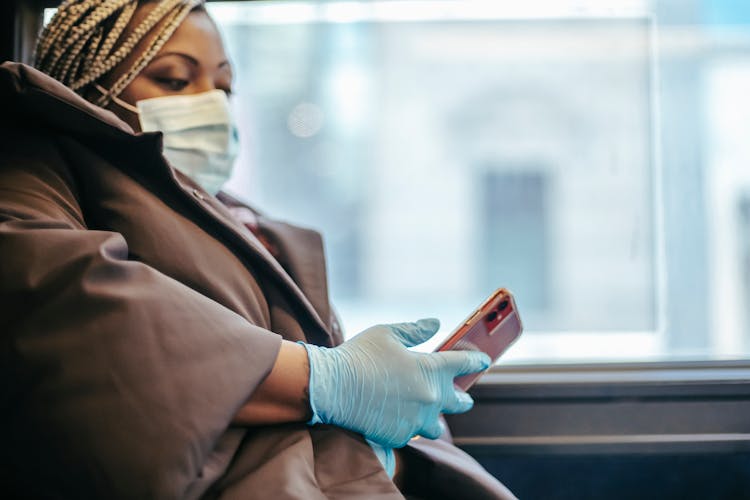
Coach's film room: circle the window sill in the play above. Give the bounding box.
[447,360,750,455]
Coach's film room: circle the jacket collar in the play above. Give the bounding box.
[0,62,136,139]
[0,62,333,342]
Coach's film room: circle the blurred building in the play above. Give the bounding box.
[206,0,750,362]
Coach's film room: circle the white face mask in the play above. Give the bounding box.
[101,86,239,195]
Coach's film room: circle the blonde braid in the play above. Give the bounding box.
[67,51,86,87]
[33,0,205,106]
[97,2,138,65]
[40,0,103,67]
[55,2,126,57]
[81,26,104,73]
[34,0,94,64]
[57,33,90,83]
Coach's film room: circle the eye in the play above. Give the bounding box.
[155,77,189,91]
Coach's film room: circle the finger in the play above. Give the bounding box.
[434,350,491,377]
[388,318,440,347]
[419,418,446,440]
[442,389,475,415]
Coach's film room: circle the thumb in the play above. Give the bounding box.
[387,318,440,348]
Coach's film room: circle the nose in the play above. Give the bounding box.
[194,76,219,94]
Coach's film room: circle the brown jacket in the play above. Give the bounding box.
[0,62,515,500]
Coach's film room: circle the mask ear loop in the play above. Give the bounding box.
[94,83,139,114]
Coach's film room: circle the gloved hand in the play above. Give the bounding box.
[300,318,491,449]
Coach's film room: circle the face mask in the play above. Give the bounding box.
[99,86,239,195]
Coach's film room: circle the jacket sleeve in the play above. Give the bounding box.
[0,131,282,499]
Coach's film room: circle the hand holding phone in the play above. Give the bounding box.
[435,288,523,391]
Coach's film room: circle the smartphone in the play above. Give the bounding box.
[434,288,523,391]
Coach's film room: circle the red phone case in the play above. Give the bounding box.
[435,288,523,391]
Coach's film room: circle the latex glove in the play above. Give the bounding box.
[300,318,491,449]
[367,439,396,478]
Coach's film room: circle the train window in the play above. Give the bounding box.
[41,1,750,365]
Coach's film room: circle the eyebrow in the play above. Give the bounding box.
[150,51,231,70]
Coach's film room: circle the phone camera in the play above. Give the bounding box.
[486,311,498,322]
[498,300,509,311]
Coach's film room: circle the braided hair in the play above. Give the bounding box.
[34,0,205,107]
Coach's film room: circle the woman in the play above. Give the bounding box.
[0,1,516,498]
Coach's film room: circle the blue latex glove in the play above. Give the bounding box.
[367,439,396,478]
[300,318,491,449]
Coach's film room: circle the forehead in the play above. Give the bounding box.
[158,9,229,62]
[164,9,226,54]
